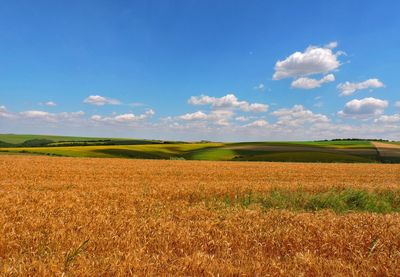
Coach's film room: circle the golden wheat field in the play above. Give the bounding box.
[1,156,400,276]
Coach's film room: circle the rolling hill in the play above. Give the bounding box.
[1,134,399,163]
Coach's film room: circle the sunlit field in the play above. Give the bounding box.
[2,0,400,276]
[1,156,400,275]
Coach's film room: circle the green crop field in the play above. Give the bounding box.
[1,134,399,163]
[229,140,375,149]
[0,133,172,147]
[0,134,113,144]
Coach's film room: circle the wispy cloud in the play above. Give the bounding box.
[39,101,57,107]
[337,79,385,96]
[91,109,155,123]
[84,95,121,106]
[291,74,335,90]
[19,110,85,122]
[253,83,266,92]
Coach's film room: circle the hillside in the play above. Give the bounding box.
[1,134,399,163]
[0,134,170,147]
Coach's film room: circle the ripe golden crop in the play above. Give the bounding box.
[1,156,400,276]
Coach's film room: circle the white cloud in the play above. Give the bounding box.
[243,103,268,112]
[291,74,335,89]
[58,111,85,118]
[41,101,57,107]
[337,79,385,96]
[395,101,400,108]
[273,43,342,80]
[114,114,141,122]
[325,41,338,49]
[245,119,268,127]
[188,94,268,113]
[20,110,85,122]
[20,110,51,118]
[84,95,121,106]
[3,105,400,141]
[235,116,250,122]
[271,105,330,127]
[209,110,235,126]
[91,109,154,123]
[178,110,234,126]
[90,115,102,121]
[338,97,388,117]
[374,114,400,123]
[179,111,208,121]
[145,109,155,116]
[0,106,14,118]
[254,83,265,92]
[156,118,399,142]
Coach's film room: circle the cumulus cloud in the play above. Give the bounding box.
[84,95,121,106]
[271,105,330,127]
[179,111,208,121]
[91,109,154,123]
[338,97,388,117]
[245,119,268,127]
[188,94,268,113]
[209,110,234,126]
[114,114,142,122]
[291,74,335,89]
[4,104,400,141]
[178,110,234,126]
[337,79,385,96]
[273,42,342,80]
[374,114,400,123]
[395,101,400,108]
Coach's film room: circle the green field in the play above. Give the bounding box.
[1,134,398,163]
[0,134,113,144]
[214,188,400,213]
[0,133,170,147]
[229,140,374,149]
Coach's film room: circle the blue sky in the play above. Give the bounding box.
[0,0,399,141]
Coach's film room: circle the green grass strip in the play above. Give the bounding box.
[211,189,400,213]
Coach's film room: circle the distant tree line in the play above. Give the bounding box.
[0,138,183,148]
[317,138,391,142]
